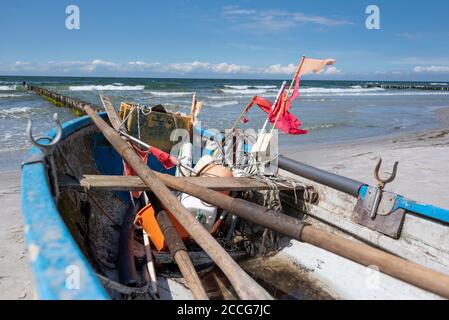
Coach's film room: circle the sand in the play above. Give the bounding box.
[0,109,448,299]
[284,107,449,209]
[0,170,34,300]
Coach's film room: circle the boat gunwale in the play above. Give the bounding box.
[21,113,109,300]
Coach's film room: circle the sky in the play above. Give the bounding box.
[0,0,449,80]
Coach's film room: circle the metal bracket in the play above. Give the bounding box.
[370,158,399,219]
[25,113,62,197]
[352,159,404,239]
[27,113,63,152]
[353,187,406,239]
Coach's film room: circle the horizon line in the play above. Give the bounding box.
[1,74,448,83]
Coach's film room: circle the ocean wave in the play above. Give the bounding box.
[0,107,32,118]
[301,87,385,94]
[305,123,336,131]
[220,88,274,95]
[0,85,17,91]
[69,84,145,91]
[210,100,240,108]
[224,85,249,89]
[224,85,278,90]
[148,91,194,97]
[327,91,449,97]
[430,83,448,86]
[0,93,25,98]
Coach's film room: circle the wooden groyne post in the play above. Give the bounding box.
[26,84,103,114]
[366,83,449,91]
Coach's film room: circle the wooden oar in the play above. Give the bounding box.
[149,171,449,299]
[93,97,272,300]
[157,210,209,300]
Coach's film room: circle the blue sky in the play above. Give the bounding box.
[1,0,449,80]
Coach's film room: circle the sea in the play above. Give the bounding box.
[1,76,449,171]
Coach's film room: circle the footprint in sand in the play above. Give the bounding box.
[333,164,346,171]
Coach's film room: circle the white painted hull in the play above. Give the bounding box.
[279,240,443,300]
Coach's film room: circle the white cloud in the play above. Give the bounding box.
[13,61,31,66]
[4,60,121,73]
[264,63,341,75]
[323,66,342,75]
[414,66,449,73]
[223,6,352,31]
[167,61,211,73]
[81,59,118,72]
[0,59,342,77]
[264,64,297,74]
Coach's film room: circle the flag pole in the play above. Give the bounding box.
[253,81,287,154]
[270,55,306,134]
[260,81,287,133]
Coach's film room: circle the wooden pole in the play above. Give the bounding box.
[142,231,158,296]
[157,210,209,300]
[83,104,272,300]
[229,96,257,132]
[151,172,449,299]
[270,56,306,133]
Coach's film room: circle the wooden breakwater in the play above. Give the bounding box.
[26,84,102,114]
[366,84,449,91]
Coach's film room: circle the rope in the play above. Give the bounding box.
[95,273,151,296]
[137,106,141,140]
[118,105,136,131]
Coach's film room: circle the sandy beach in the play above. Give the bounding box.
[0,107,448,299]
[284,106,449,209]
[0,169,33,300]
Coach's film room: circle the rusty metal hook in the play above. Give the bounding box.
[27,113,63,151]
[374,158,399,188]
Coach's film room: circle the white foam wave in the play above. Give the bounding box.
[148,91,194,97]
[0,85,17,91]
[224,85,249,89]
[0,107,32,118]
[305,123,336,130]
[210,100,239,108]
[224,85,278,90]
[254,85,278,89]
[69,84,145,91]
[301,87,386,94]
[430,83,448,86]
[0,93,25,98]
[221,88,272,95]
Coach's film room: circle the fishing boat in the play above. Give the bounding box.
[21,81,449,300]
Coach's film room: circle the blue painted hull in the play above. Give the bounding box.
[22,115,109,299]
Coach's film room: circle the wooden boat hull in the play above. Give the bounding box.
[22,115,109,299]
[21,114,449,300]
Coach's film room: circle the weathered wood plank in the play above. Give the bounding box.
[280,170,449,275]
[59,174,298,192]
[100,95,122,130]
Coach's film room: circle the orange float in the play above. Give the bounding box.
[135,204,190,252]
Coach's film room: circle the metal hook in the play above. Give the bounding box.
[374,158,399,188]
[27,113,63,151]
